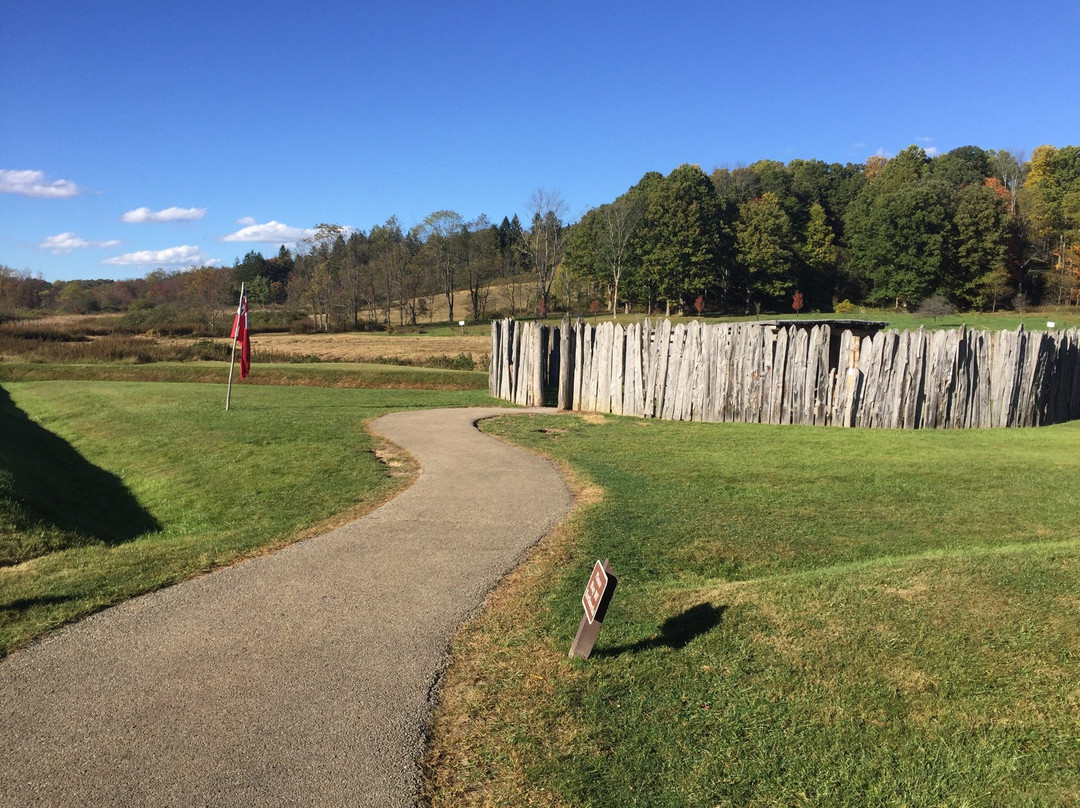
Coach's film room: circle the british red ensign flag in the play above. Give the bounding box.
[230,292,250,379]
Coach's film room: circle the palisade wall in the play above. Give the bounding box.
[489,317,1080,428]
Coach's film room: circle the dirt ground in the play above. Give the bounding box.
[249,333,491,362]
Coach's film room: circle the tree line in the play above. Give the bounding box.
[4,144,1078,327]
[567,145,1080,317]
[0,191,566,331]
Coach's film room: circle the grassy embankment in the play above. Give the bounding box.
[425,414,1080,807]
[0,380,496,654]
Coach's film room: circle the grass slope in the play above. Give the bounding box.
[425,414,1080,807]
[0,381,495,654]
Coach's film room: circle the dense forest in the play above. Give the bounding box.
[3,144,1079,330]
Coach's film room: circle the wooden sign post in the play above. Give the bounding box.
[569,559,617,659]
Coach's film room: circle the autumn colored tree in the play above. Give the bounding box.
[1018,145,1080,304]
[183,265,231,331]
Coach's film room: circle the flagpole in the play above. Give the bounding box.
[226,283,244,411]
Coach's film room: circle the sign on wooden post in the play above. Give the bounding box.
[569,559,617,659]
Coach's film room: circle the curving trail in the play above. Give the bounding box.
[0,407,572,807]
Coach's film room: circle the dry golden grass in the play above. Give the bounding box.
[246,333,492,362]
[2,313,124,330]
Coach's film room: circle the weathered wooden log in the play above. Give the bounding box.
[495,317,1078,429]
[610,323,626,415]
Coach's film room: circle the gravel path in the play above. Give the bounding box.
[0,407,572,807]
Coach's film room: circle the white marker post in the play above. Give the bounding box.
[569,559,617,659]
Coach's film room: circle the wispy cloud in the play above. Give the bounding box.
[121,206,207,223]
[0,169,84,198]
[102,245,218,267]
[38,232,121,254]
[221,219,315,244]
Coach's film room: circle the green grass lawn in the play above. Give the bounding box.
[0,380,496,654]
[425,414,1080,807]
[558,308,1076,334]
[0,360,489,389]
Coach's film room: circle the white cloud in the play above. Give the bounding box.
[0,169,83,198]
[121,206,207,223]
[925,147,939,157]
[38,232,121,254]
[221,220,315,244]
[102,245,218,267]
[236,216,256,226]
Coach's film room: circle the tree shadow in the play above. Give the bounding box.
[594,603,727,657]
[0,386,161,564]
[1,594,78,611]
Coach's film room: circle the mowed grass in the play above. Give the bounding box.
[546,306,1077,335]
[0,360,489,390]
[0,380,495,654]
[425,415,1080,807]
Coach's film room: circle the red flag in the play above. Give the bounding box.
[230,292,250,379]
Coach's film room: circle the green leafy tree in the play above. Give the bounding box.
[231,250,268,288]
[737,192,796,311]
[246,274,271,305]
[930,145,992,188]
[625,171,666,312]
[55,281,99,315]
[495,215,527,315]
[563,208,604,309]
[948,183,1010,309]
[798,202,837,308]
[845,149,951,309]
[640,164,724,315]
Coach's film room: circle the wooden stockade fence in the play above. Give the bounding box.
[489,317,1080,428]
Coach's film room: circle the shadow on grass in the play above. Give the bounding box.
[1,594,78,611]
[595,603,727,657]
[0,386,160,564]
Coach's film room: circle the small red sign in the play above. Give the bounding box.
[582,560,609,624]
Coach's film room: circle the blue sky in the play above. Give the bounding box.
[2,0,1077,282]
